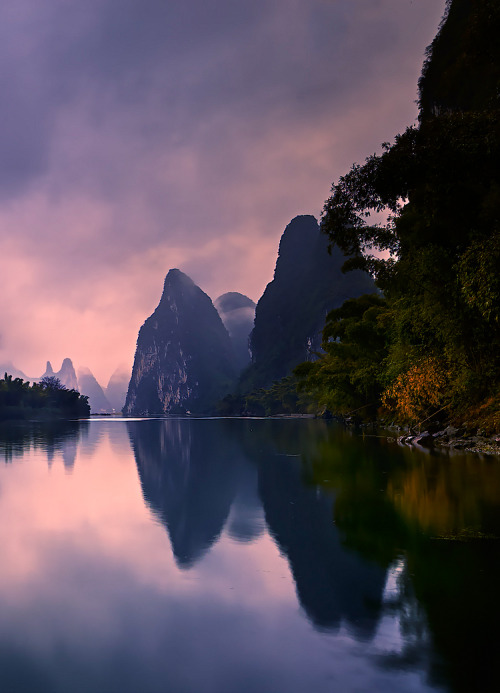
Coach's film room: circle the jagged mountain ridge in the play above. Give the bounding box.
[124,269,237,416]
[42,358,78,391]
[1,356,123,413]
[41,359,110,413]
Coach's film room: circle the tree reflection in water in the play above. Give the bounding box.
[301,424,500,693]
[0,420,86,470]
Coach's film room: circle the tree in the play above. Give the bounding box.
[0,373,90,420]
[40,376,65,390]
[295,294,389,416]
[302,0,500,428]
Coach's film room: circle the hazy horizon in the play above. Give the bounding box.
[0,0,445,384]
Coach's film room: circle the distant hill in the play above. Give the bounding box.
[124,269,237,416]
[214,292,255,372]
[1,357,127,414]
[0,362,28,381]
[77,367,111,413]
[41,358,79,391]
[39,359,113,413]
[240,215,376,391]
[106,365,130,413]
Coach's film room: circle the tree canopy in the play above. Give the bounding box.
[0,373,90,421]
[296,0,500,430]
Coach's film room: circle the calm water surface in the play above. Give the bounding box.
[0,418,499,693]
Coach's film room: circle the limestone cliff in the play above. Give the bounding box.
[124,269,237,416]
[241,215,376,390]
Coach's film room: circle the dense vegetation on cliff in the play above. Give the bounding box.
[296,0,500,430]
[0,374,90,421]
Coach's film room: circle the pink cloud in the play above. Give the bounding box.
[0,0,446,385]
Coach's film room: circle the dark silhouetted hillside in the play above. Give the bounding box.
[241,215,375,391]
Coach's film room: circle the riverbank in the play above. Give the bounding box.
[393,427,500,455]
[359,421,500,456]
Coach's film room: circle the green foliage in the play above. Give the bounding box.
[218,376,315,416]
[0,373,90,421]
[244,376,314,416]
[295,294,389,416]
[457,230,500,325]
[309,0,500,429]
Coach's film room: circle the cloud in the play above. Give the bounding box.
[0,0,446,382]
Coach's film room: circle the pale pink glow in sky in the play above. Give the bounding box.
[0,0,446,384]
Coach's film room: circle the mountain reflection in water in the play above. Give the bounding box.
[128,419,264,567]
[0,418,498,693]
[128,418,500,693]
[129,419,386,638]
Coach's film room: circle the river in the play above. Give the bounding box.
[0,417,498,693]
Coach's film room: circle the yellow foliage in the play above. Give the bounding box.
[387,456,500,536]
[382,357,448,423]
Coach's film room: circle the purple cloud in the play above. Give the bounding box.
[0,0,446,382]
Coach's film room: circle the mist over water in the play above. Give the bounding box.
[0,417,498,692]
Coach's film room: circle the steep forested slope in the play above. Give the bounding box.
[298,0,500,429]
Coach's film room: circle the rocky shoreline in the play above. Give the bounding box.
[390,425,500,455]
[338,415,500,455]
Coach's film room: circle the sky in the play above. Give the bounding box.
[0,0,446,385]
